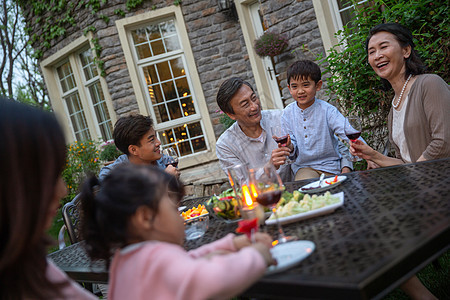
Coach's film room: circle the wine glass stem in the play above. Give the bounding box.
[272,207,288,243]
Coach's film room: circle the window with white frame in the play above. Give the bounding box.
[130,19,207,157]
[55,48,113,142]
[330,0,370,33]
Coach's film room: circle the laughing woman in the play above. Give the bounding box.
[352,23,449,300]
[352,23,450,166]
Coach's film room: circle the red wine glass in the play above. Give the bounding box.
[344,116,362,162]
[272,125,292,164]
[251,163,296,244]
[163,147,179,167]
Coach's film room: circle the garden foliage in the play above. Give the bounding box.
[99,141,123,162]
[62,140,102,204]
[317,0,448,152]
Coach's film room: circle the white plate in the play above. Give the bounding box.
[299,175,347,194]
[265,240,315,275]
[265,192,344,226]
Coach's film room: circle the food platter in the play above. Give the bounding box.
[265,192,344,226]
[265,240,315,275]
[299,175,347,194]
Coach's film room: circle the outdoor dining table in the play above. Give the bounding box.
[48,158,450,299]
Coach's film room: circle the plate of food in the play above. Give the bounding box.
[205,189,242,223]
[265,191,344,225]
[299,175,347,193]
[265,240,315,275]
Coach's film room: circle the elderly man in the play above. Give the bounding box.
[215,77,352,182]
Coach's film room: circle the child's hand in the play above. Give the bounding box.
[251,243,276,267]
[253,232,273,248]
[233,232,273,250]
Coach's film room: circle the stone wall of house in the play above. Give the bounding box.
[22,0,328,139]
[259,0,330,105]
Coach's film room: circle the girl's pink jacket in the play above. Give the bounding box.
[107,234,267,300]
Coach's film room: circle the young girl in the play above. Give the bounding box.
[81,164,274,300]
[0,98,96,299]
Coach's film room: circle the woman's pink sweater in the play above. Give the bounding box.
[107,234,266,300]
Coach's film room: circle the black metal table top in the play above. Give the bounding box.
[48,158,450,299]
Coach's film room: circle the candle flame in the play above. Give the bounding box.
[250,183,258,198]
[242,185,253,207]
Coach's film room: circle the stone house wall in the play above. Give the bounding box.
[22,0,328,139]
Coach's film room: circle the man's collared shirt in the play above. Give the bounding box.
[216,110,292,182]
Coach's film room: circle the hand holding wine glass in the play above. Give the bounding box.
[252,163,295,244]
[344,116,362,162]
[272,125,292,164]
[163,147,179,168]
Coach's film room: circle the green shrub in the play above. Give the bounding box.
[62,140,101,204]
[315,0,449,153]
[218,110,235,133]
[99,141,122,162]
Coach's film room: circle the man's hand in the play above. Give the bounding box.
[271,147,290,169]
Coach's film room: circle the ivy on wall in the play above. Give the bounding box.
[16,0,183,76]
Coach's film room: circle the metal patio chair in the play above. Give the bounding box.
[58,194,82,249]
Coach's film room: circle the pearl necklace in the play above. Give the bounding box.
[392,74,412,109]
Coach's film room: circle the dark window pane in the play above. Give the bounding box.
[144,65,159,84]
[178,141,192,156]
[151,84,164,104]
[136,44,151,59]
[151,40,165,56]
[154,103,169,123]
[167,100,182,120]
[161,81,177,101]
[192,137,206,153]
[188,122,203,137]
[174,125,188,141]
[159,128,174,145]
[175,77,190,97]
[156,61,171,82]
[337,0,352,9]
[181,97,196,116]
[170,58,185,78]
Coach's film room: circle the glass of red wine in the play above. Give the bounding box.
[272,125,292,164]
[252,163,296,244]
[344,116,362,162]
[163,147,179,167]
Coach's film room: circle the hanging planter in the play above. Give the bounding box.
[254,31,289,58]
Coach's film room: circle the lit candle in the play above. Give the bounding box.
[241,184,264,223]
[242,185,254,209]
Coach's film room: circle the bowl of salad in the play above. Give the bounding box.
[205,188,242,223]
